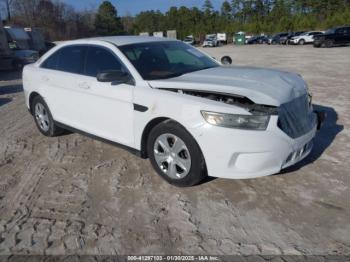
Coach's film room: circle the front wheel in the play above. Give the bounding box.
[298,39,305,45]
[147,120,207,187]
[325,40,334,48]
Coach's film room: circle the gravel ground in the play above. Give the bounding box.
[0,45,349,256]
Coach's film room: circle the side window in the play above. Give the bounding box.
[336,28,344,35]
[41,50,60,70]
[57,46,87,74]
[84,46,124,77]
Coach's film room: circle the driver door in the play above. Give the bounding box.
[75,45,134,147]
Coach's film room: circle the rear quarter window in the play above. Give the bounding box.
[42,45,87,74]
[57,46,87,74]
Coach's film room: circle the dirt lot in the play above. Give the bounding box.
[0,45,349,256]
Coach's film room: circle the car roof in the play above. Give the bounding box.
[333,25,350,29]
[70,36,176,46]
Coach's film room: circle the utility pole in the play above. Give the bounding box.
[1,0,11,22]
[0,8,3,26]
[6,0,10,21]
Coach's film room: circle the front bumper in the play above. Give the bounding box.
[289,39,299,44]
[203,42,214,47]
[190,113,321,179]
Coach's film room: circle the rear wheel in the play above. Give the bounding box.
[147,120,207,187]
[31,96,64,137]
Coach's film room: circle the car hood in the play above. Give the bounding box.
[148,66,308,106]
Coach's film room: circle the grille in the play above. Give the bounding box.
[278,94,316,139]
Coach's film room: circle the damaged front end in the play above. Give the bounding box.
[160,88,324,137]
[161,88,279,116]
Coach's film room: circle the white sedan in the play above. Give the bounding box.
[23,36,322,187]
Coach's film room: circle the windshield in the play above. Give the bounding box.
[325,28,335,34]
[119,41,219,80]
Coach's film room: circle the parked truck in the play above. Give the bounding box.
[153,31,164,38]
[24,27,47,55]
[139,32,150,36]
[0,21,20,70]
[4,26,39,69]
[217,33,227,45]
[166,30,177,39]
[0,22,11,57]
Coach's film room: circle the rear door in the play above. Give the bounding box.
[40,45,88,128]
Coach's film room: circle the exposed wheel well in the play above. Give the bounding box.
[140,117,170,158]
[29,92,41,114]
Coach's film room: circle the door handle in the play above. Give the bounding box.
[78,82,90,90]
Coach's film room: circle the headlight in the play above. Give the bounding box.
[201,111,270,130]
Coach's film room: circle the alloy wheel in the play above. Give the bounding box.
[34,102,50,132]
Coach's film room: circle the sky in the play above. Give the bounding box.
[60,0,227,16]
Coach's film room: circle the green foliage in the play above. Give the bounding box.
[131,0,350,39]
[8,0,350,41]
[94,1,124,36]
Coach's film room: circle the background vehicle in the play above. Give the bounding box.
[279,32,305,45]
[4,26,39,69]
[202,34,218,47]
[217,33,227,45]
[166,30,177,39]
[183,35,195,45]
[285,31,305,45]
[153,31,164,38]
[247,35,268,44]
[268,33,288,44]
[0,23,24,71]
[24,27,47,55]
[289,31,323,45]
[314,26,350,47]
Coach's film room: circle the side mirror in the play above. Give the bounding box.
[221,56,232,65]
[97,70,133,84]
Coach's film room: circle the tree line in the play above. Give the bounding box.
[1,0,350,41]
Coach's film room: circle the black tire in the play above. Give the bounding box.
[147,120,207,187]
[325,40,334,48]
[298,39,305,45]
[31,96,64,137]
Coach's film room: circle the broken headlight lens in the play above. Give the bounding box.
[201,111,270,130]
